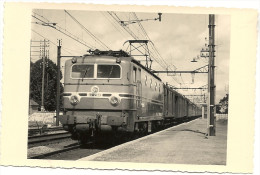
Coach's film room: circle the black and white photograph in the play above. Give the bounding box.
[28,9,230,164]
[0,2,258,175]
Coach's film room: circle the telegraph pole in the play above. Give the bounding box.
[56,40,61,126]
[41,39,46,111]
[207,14,216,136]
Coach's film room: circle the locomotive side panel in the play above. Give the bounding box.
[132,62,164,121]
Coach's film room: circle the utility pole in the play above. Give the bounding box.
[207,14,216,136]
[30,40,49,111]
[56,40,61,126]
[41,39,47,111]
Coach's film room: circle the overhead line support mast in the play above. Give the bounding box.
[207,14,216,136]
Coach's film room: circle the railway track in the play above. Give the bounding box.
[28,144,81,159]
[28,132,71,145]
[28,126,64,136]
[28,117,200,160]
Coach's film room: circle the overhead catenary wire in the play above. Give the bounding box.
[33,10,203,89]
[64,10,110,51]
[32,11,51,23]
[100,12,129,39]
[133,13,175,70]
[132,13,168,65]
[107,12,161,66]
[32,14,94,49]
[32,30,88,57]
[132,12,182,85]
[108,11,181,85]
[108,12,140,40]
[31,29,77,56]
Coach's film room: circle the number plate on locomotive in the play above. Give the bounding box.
[89,93,101,97]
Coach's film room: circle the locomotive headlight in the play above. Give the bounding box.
[71,57,77,64]
[70,95,80,106]
[109,95,121,106]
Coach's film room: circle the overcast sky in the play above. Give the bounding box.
[31,9,230,103]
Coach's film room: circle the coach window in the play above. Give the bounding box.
[133,67,137,83]
[155,82,157,91]
[150,79,152,88]
[145,75,147,86]
[71,64,94,78]
[97,65,121,78]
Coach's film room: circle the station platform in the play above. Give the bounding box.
[79,118,228,165]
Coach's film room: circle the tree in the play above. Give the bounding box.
[30,58,63,111]
[216,94,229,114]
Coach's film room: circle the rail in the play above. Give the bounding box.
[28,132,71,145]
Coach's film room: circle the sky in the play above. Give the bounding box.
[31,9,230,103]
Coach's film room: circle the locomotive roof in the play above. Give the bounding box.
[84,49,130,57]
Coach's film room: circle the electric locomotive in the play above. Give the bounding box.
[59,50,201,143]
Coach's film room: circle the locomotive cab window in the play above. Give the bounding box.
[133,67,137,83]
[97,65,121,78]
[71,64,94,78]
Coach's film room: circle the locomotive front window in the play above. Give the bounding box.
[97,65,120,78]
[71,64,94,78]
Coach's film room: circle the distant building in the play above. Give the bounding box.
[29,99,39,114]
